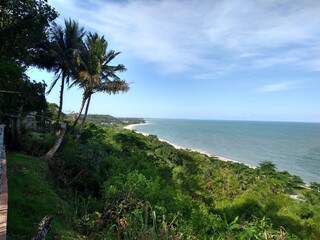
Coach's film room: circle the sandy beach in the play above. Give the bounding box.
[124,123,255,168]
[124,122,151,131]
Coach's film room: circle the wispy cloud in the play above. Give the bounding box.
[257,82,292,93]
[49,0,320,75]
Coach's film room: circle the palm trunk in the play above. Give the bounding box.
[57,73,65,122]
[73,93,87,127]
[80,94,91,129]
[43,122,67,160]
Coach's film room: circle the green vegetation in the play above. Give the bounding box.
[6,153,75,239]
[34,19,86,122]
[0,0,57,150]
[8,123,320,239]
[74,114,145,127]
[2,1,320,239]
[1,0,129,153]
[70,32,129,127]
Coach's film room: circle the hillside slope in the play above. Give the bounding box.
[7,124,320,239]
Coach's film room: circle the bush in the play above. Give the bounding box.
[20,132,55,156]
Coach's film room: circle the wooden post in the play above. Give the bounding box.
[0,124,8,240]
[0,125,4,159]
[32,215,53,240]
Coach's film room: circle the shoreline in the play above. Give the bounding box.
[124,121,152,130]
[159,137,256,168]
[124,122,318,185]
[124,123,256,169]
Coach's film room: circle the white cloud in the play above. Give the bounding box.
[258,82,291,92]
[49,0,320,75]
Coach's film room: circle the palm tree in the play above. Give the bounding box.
[81,79,129,128]
[36,19,85,121]
[38,19,85,159]
[43,122,67,160]
[72,33,129,127]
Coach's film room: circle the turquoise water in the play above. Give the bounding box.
[132,119,320,184]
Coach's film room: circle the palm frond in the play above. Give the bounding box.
[46,72,61,94]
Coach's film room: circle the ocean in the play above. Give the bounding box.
[131,119,320,184]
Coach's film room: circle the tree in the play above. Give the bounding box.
[0,0,57,118]
[257,161,277,175]
[0,68,47,149]
[72,33,129,127]
[0,0,58,62]
[34,19,85,121]
[0,0,57,150]
[43,122,67,160]
[310,182,320,191]
[33,19,85,159]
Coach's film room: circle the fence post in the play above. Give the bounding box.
[0,124,4,158]
[0,124,7,240]
[0,124,4,191]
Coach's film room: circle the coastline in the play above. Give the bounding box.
[160,137,256,168]
[124,119,320,184]
[124,123,256,169]
[124,121,152,130]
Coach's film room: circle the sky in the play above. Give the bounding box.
[27,0,320,122]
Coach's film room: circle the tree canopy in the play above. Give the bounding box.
[0,0,58,62]
[0,0,57,117]
[33,19,86,121]
[0,0,57,149]
[72,33,129,126]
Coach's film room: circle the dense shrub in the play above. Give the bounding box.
[41,124,320,239]
[20,132,55,156]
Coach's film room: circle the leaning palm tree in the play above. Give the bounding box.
[72,33,129,127]
[35,19,85,121]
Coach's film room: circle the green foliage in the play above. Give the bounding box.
[0,61,24,121]
[295,204,315,219]
[71,32,129,127]
[303,190,320,205]
[7,153,76,239]
[20,132,55,156]
[0,63,48,120]
[3,2,319,238]
[309,182,320,191]
[74,114,145,127]
[0,66,49,150]
[0,0,57,150]
[8,124,320,239]
[258,161,277,174]
[0,0,58,61]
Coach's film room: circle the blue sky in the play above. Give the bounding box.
[27,0,320,122]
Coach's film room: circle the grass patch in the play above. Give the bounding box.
[6,153,76,240]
